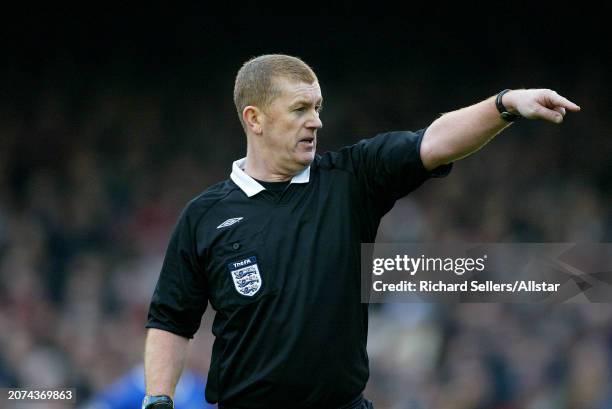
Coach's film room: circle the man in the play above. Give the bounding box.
[143,54,579,409]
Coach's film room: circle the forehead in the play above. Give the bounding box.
[273,78,322,103]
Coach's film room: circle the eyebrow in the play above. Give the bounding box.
[290,98,324,108]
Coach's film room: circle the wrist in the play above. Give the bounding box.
[495,89,521,121]
[142,395,174,409]
[501,90,520,114]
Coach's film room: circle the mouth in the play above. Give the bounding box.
[297,136,315,146]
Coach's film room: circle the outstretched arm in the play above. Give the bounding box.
[420,89,581,170]
[144,328,190,397]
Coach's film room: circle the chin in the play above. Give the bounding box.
[296,153,315,167]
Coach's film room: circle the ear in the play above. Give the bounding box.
[243,105,264,135]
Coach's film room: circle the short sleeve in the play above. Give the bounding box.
[146,205,208,339]
[351,128,452,215]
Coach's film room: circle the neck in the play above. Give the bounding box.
[244,144,303,182]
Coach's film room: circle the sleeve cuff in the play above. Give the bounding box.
[145,322,195,339]
[429,162,453,177]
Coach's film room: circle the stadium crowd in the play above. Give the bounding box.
[0,48,610,409]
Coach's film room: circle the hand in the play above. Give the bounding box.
[503,89,581,124]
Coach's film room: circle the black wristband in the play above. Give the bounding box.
[495,89,521,122]
[142,395,174,409]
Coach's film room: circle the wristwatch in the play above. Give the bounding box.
[495,89,521,122]
[142,395,174,409]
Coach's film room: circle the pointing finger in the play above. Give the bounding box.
[552,92,581,111]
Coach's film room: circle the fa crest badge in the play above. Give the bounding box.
[227,256,262,296]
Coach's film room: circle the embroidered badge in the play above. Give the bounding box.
[227,256,262,296]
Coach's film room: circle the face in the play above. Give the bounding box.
[259,78,323,173]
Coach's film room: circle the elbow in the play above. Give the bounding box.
[420,131,449,171]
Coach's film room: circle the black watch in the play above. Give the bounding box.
[142,395,174,409]
[495,89,521,122]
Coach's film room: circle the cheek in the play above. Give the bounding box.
[267,117,301,149]
[279,122,300,144]
[279,116,301,131]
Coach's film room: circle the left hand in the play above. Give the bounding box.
[503,89,581,123]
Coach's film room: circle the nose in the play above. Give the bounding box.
[307,112,323,130]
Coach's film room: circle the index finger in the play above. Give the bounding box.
[553,93,581,111]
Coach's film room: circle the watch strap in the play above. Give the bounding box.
[495,89,521,122]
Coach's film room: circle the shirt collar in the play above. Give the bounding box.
[230,157,311,197]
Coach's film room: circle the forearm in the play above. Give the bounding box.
[419,88,580,170]
[420,95,510,170]
[144,328,190,397]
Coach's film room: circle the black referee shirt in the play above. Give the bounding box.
[146,129,451,408]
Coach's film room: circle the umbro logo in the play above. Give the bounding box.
[217,217,244,229]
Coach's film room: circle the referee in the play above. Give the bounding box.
[143,54,579,409]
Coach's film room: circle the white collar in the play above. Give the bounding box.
[230,157,311,197]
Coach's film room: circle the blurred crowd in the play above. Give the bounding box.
[0,52,610,409]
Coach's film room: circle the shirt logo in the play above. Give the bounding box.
[217,217,244,229]
[227,256,262,296]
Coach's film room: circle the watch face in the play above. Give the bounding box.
[142,395,154,409]
[142,395,173,409]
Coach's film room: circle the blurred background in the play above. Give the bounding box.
[0,12,610,409]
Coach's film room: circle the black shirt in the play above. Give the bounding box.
[146,129,451,408]
[254,179,290,193]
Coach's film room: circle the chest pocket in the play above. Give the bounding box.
[206,231,278,312]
